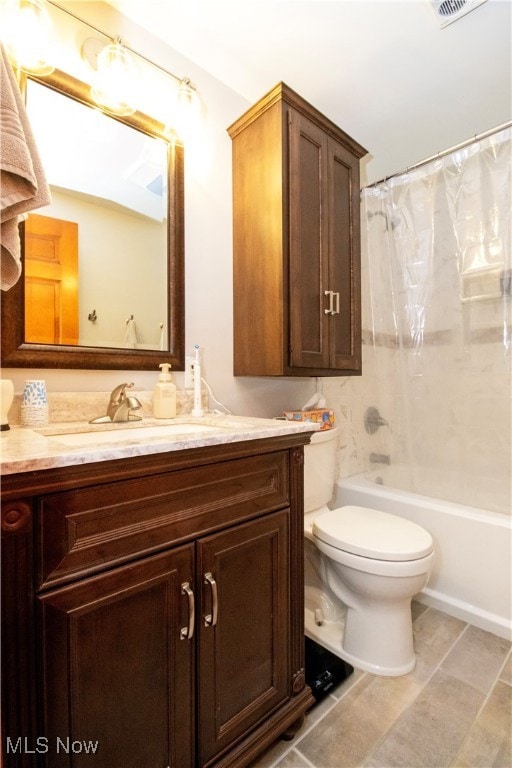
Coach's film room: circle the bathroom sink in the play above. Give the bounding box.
[50,423,226,447]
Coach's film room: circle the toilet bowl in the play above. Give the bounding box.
[304,428,434,676]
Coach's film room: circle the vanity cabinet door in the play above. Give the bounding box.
[37,545,195,768]
[196,510,290,767]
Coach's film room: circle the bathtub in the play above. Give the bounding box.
[333,471,512,641]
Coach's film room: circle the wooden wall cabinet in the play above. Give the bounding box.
[229,82,367,377]
[2,436,314,768]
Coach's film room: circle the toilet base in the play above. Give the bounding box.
[304,606,416,677]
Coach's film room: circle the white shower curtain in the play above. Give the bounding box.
[361,126,511,514]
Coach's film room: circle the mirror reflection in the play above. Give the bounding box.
[1,68,184,371]
[25,78,168,351]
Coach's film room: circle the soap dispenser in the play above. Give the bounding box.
[153,363,176,419]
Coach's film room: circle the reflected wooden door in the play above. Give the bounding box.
[24,213,79,345]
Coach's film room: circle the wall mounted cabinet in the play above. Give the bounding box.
[229,82,367,377]
[2,436,314,767]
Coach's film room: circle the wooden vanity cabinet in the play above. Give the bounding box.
[228,82,367,377]
[1,435,314,768]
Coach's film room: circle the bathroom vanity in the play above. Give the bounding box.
[1,417,316,767]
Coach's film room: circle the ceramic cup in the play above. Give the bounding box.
[21,379,49,427]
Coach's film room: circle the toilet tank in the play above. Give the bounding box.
[304,428,339,513]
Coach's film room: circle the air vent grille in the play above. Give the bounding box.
[430,0,488,27]
[439,0,466,16]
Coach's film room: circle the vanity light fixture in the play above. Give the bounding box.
[173,77,202,141]
[81,36,201,139]
[4,0,203,143]
[162,77,201,143]
[1,0,55,76]
[89,37,139,117]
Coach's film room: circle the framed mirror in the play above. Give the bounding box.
[1,68,184,370]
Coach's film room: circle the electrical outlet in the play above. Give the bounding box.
[184,356,196,389]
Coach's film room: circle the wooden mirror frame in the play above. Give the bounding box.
[1,68,184,371]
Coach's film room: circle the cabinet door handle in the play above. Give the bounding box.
[333,291,340,315]
[203,572,218,627]
[180,582,195,640]
[324,289,334,315]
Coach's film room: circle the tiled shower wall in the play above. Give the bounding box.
[321,327,397,482]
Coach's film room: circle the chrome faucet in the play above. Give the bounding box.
[90,382,142,424]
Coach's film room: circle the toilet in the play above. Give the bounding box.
[304,428,434,676]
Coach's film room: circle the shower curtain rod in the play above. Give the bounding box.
[367,120,512,189]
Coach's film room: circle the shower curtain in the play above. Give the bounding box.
[361,126,511,515]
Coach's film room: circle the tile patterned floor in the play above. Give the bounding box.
[251,604,512,768]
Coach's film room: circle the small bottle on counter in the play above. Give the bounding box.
[152,363,176,419]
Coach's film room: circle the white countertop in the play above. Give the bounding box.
[0,414,318,475]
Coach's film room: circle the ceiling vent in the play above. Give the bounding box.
[430,0,488,27]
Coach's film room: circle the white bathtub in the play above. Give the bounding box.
[334,471,512,641]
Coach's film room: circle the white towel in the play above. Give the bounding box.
[0,43,51,291]
[124,318,138,348]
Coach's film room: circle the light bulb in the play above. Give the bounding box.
[174,78,201,142]
[1,0,55,76]
[90,39,138,117]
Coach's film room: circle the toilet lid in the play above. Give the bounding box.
[312,505,433,561]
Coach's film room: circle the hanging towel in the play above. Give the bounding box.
[124,318,138,348]
[0,43,51,291]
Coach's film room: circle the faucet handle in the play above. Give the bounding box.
[110,382,134,404]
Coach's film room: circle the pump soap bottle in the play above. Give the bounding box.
[153,363,176,418]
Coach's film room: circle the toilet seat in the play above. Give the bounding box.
[312,505,433,562]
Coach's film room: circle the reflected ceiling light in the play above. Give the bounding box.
[89,37,139,117]
[1,0,55,76]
